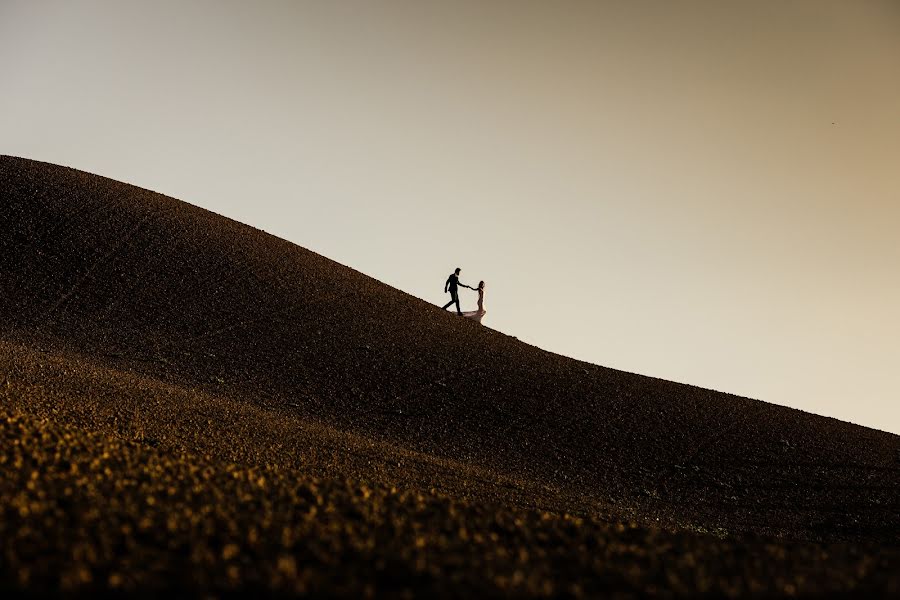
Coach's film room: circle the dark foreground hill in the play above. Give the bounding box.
[1,155,898,597]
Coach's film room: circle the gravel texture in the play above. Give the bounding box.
[1,155,899,596]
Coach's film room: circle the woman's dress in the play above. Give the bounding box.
[462,289,486,323]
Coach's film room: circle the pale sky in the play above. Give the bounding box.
[2,1,899,434]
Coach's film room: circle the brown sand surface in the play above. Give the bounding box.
[1,155,898,596]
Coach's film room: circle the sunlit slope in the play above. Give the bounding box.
[1,155,897,540]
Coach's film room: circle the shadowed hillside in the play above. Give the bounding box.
[1,155,899,596]
[1,154,898,537]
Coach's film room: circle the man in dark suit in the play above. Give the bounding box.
[442,267,471,315]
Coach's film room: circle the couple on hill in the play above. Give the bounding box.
[442,267,486,323]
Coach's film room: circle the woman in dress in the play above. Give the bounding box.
[462,280,486,323]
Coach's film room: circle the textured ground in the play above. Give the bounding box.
[4,406,899,598]
[1,155,899,596]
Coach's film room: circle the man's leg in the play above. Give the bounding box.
[454,293,462,315]
[441,298,455,310]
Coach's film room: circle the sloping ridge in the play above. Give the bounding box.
[1,155,897,542]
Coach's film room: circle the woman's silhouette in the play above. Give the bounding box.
[461,280,486,323]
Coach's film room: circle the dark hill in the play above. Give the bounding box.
[1,155,899,596]
[1,154,898,538]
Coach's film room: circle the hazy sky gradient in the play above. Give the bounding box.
[3,1,899,434]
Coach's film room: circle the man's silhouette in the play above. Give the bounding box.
[442,267,471,315]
